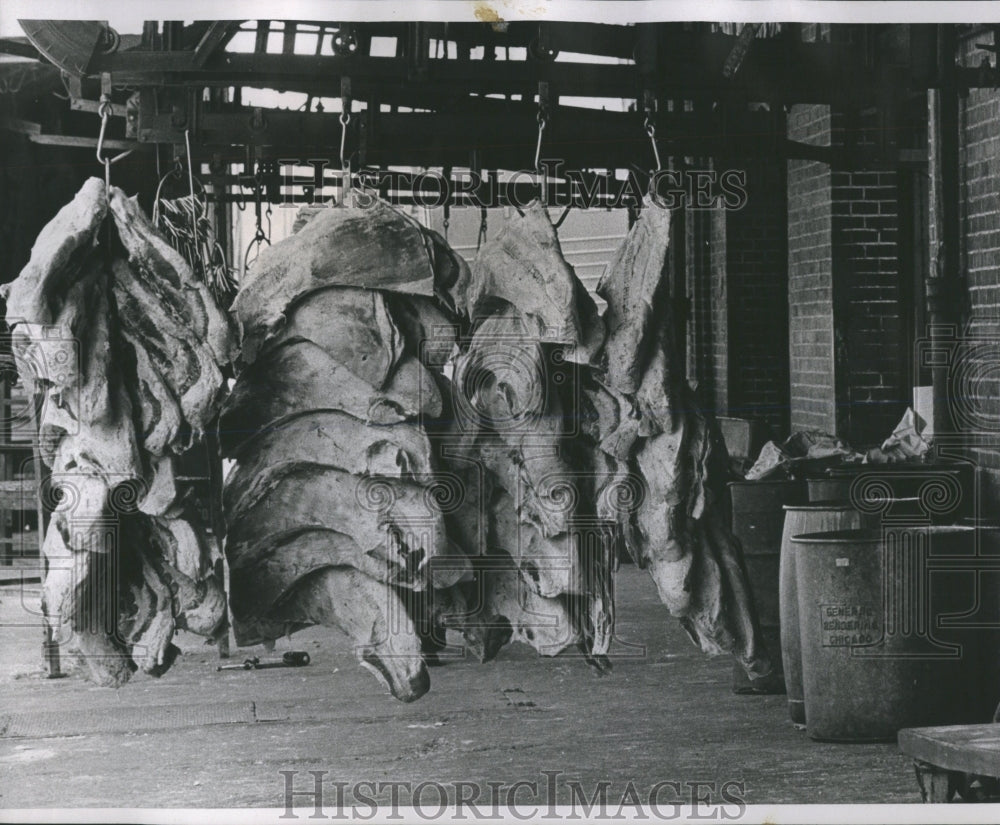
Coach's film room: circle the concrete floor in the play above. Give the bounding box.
[0,565,920,810]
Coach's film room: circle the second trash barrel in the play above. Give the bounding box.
[793,526,982,742]
[808,461,972,523]
[958,516,1000,720]
[806,474,850,503]
[779,501,878,725]
[729,478,807,693]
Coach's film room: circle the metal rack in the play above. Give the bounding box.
[1,20,986,206]
[0,341,57,676]
[0,351,46,571]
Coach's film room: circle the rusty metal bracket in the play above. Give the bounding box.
[125,92,140,139]
[340,76,352,118]
[642,89,657,119]
[64,73,83,99]
[70,97,127,117]
[538,79,550,116]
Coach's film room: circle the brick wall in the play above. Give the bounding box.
[786,102,909,446]
[686,200,714,394]
[673,148,791,436]
[787,104,836,434]
[724,158,790,435]
[784,23,917,447]
[709,202,729,413]
[952,29,1000,492]
[832,159,907,446]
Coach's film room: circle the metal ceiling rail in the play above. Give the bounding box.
[18,20,888,103]
[0,20,975,177]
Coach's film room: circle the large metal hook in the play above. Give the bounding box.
[532,81,551,210]
[243,171,270,273]
[534,109,548,176]
[477,205,488,251]
[644,114,662,175]
[243,223,270,273]
[244,236,269,272]
[95,95,133,195]
[339,76,353,202]
[339,112,351,178]
[642,90,662,185]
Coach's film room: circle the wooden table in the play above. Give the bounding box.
[898,724,1000,802]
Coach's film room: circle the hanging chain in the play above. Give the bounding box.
[253,166,266,241]
[338,76,354,202]
[244,166,270,272]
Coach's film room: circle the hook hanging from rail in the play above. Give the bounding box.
[244,166,270,273]
[644,118,662,176]
[643,90,662,181]
[340,76,353,202]
[534,81,550,177]
[339,111,351,193]
[442,165,452,240]
[95,92,133,197]
[477,205,488,251]
[235,185,248,212]
[235,145,253,212]
[530,80,551,212]
[534,109,547,175]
